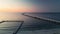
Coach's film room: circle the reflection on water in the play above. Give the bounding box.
[0,13,60,34]
[0,13,28,21]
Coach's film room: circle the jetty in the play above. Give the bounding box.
[0,20,23,23]
[22,14,60,25]
[0,20,24,34]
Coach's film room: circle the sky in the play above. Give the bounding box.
[0,0,60,13]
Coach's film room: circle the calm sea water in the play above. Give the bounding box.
[0,13,60,34]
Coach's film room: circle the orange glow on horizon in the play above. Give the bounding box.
[0,6,37,12]
[0,8,34,12]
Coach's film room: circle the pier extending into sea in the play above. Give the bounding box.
[22,14,60,25]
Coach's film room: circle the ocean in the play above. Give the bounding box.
[0,13,60,34]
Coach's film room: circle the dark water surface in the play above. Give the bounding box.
[0,13,60,34]
[26,13,60,21]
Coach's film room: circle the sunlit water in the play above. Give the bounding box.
[0,13,60,34]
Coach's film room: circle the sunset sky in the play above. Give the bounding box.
[0,0,37,12]
[0,0,60,12]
